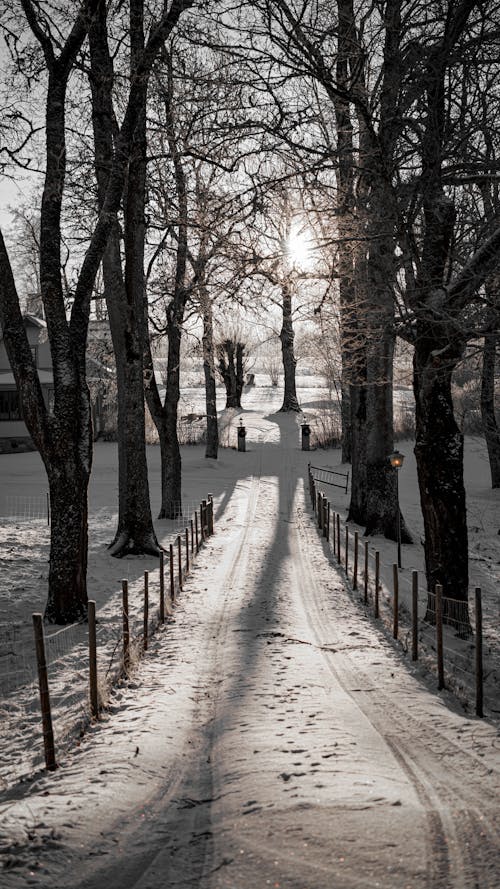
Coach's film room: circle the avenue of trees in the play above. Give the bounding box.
[0,0,499,625]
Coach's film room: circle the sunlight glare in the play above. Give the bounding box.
[287,227,311,268]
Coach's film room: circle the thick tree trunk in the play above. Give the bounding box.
[218,340,243,409]
[202,296,218,459]
[158,323,183,518]
[347,381,367,524]
[414,325,471,629]
[481,304,500,488]
[89,13,158,558]
[44,433,91,623]
[279,280,300,412]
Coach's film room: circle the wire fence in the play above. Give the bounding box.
[308,468,500,720]
[0,493,51,524]
[0,496,214,790]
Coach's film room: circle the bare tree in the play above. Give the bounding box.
[0,0,193,622]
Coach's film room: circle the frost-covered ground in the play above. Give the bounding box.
[0,378,499,888]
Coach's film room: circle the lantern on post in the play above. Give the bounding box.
[389,449,405,568]
[237,418,246,452]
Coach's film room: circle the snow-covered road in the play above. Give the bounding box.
[1,411,499,888]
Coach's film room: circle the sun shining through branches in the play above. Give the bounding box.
[286,226,312,269]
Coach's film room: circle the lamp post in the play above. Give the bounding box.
[389,449,405,568]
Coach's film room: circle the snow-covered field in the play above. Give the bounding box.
[0,378,499,887]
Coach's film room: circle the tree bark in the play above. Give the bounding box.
[89,5,159,557]
[218,340,243,409]
[279,279,300,412]
[481,300,500,488]
[201,291,219,458]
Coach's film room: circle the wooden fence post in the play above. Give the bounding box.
[345,525,349,575]
[185,527,190,574]
[88,600,99,719]
[200,504,205,542]
[332,512,336,556]
[169,544,175,603]
[143,571,149,651]
[317,492,323,529]
[190,518,194,554]
[393,564,399,639]
[475,587,483,718]
[202,499,208,537]
[195,512,199,551]
[353,531,359,591]
[122,579,130,670]
[436,583,445,690]
[177,535,183,591]
[327,503,331,543]
[208,494,214,535]
[323,498,328,538]
[336,513,341,565]
[32,613,57,771]
[364,541,368,604]
[374,551,380,618]
[412,571,418,661]
[159,551,165,623]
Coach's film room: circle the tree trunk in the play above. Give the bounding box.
[44,437,91,623]
[89,10,159,558]
[218,340,242,409]
[202,294,218,458]
[279,280,300,412]
[159,323,183,518]
[347,381,367,524]
[414,330,471,629]
[481,302,500,488]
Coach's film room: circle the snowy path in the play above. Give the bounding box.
[1,412,499,888]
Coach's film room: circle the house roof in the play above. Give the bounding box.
[0,370,53,386]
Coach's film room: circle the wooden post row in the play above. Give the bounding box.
[32,613,57,771]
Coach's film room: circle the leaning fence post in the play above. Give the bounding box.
[200,504,205,542]
[436,583,445,690]
[185,527,190,574]
[202,499,208,537]
[345,525,349,576]
[32,613,57,771]
[122,579,130,670]
[353,531,359,591]
[364,541,368,604]
[190,518,194,554]
[177,535,183,591]
[336,513,341,565]
[412,571,418,661]
[195,511,199,551]
[475,587,483,718]
[88,600,99,719]
[169,544,175,603]
[143,571,149,651]
[159,551,165,623]
[374,551,380,618]
[393,563,399,639]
